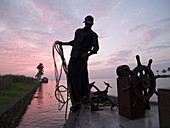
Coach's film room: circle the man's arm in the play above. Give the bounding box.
[55,29,79,46]
[88,40,99,56]
[81,34,99,59]
[55,40,74,46]
[88,33,99,56]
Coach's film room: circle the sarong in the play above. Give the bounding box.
[68,57,89,104]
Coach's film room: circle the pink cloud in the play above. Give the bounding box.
[0,37,56,78]
[142,32,153,42]
[126,24,146,35]
[126,17,170,35]
[121,19,128,24]
[125,30,130,35]
[141,29,160,42]
[107,50,132,64]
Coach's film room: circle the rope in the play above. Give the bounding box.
[52,41,70,120]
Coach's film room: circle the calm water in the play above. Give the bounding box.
[17,80,68,128]
[17,78,170,127]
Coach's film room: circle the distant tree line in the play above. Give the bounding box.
[156,67,170,74]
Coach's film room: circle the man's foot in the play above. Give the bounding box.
[81,95,91,104]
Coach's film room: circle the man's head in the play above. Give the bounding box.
[83,15,94,27]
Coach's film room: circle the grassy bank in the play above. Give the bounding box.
[0,75,39,108]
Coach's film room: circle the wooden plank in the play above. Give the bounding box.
[64,104,92,128]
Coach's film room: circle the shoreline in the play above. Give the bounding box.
[0,83,39,128]
[155,74,170,78]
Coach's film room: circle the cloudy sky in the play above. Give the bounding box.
[0,0,170,79]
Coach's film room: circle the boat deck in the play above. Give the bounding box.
[64,103,159,128]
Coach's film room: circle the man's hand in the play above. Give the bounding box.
[55,40,62,45]
[81,53,89,60]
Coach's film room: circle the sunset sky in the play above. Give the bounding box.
[0,0,170,79]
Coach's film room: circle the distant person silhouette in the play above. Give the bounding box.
[55,15,99,111]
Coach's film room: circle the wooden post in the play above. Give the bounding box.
[117,77,145,119]
[158,88,170,128]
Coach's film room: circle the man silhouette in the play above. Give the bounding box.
[55,15,99,111]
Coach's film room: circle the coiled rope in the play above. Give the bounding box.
[52,41,70,119]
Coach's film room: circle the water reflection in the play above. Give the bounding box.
[36,84,43,108]
[17,81,67,128]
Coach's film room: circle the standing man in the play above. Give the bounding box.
[56,15,99,111]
